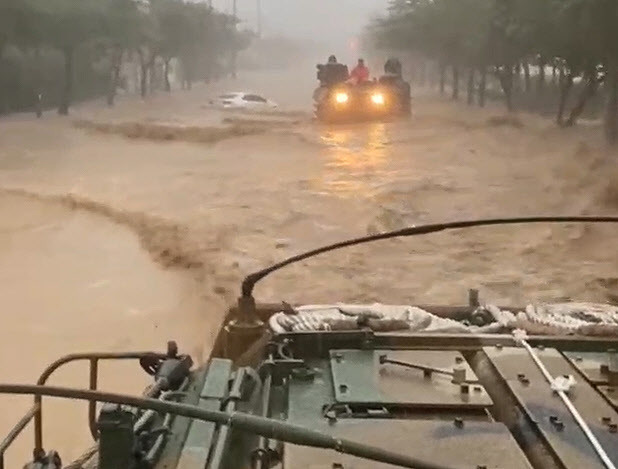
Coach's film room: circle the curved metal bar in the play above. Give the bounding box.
[33,352,165,453]
[36,352,165,386]
[241,216,618,297]
[0,403,39,469]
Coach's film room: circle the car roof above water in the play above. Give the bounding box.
[219,91,257,98]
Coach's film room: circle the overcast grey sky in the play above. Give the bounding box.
[211,0,390,45]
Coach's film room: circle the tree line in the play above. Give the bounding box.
[0,0,252,115]
[369,0,618,143]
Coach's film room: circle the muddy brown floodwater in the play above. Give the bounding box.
[0,194,208,465]
[0,65,617,466]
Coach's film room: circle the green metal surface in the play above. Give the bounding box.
[563,351,618,409]
[563,352,610,384]
[154,368,208,469]
[97,404,136,469]
[285,357,529,469]
[8,331,618,469]
[330,349,492,409]
[597,385,618,410]
[287,359,331,428]
[485,347,618,469]
[284,419,534,469]
[176,358,232,469]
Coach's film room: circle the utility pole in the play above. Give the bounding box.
[257,0,262,38]
[231,0,237,78]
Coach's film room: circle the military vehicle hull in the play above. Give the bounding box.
[314,80,411,123]
[2,217,618,469]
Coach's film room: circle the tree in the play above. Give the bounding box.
[369,0,618,143]
[34,0,104,114]
[100,0,140,105]
[134,3,159,98]
[0,0,18,56]
[0,0,252,114]
[590,0,618,143]
[152,0,187,92]
[0,0,21,111]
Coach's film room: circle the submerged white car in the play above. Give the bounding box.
[214,92,278,110]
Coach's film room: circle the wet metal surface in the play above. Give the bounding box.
[286,355,527,469]
[284,419,532,469]
[563,351,618,410]
[330,350,491,408]
[563,352,610,384]
[485,347,618,469]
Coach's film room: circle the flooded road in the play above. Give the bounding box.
[0,65,616,465]
[0,194,206,466]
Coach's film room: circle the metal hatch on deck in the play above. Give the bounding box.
[329,349,492,409]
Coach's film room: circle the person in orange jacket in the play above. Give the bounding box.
[348,58,370,85]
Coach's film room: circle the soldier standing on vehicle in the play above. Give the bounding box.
[314,55,349,102]
[384,58,402,77]
[317,55,349,86]
[349,58,370,85]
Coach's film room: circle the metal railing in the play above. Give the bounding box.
[0,351,164,469]
[0,404,39,469]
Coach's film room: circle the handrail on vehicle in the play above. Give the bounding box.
[0,351,165,468]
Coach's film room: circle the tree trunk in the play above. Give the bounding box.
[140,62,148,98]
[58,47,73,115]
[35,47,43,117]
[107,48,123,107]
[523,61,531,93]
[0,41,6,113]
[138,49,156,97]
[148,61,155,94]
[439,62,446,95]
[556,72,573,126]
[537,56,546,94]
[478,67,487,107]
[137,49,148,98]
[429,62,437,88]
[452,65,459,100]
[497,66,514,112]
[164,59,171,92]
[565,73,598,127]
[604,59,618,144]
[181,58,193,91]
[231,49,237,79]
[552,64,557,85]
[0,40,6,111]
[514,62,522,92]
[418,61,426,86]
[466,68,475,105]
